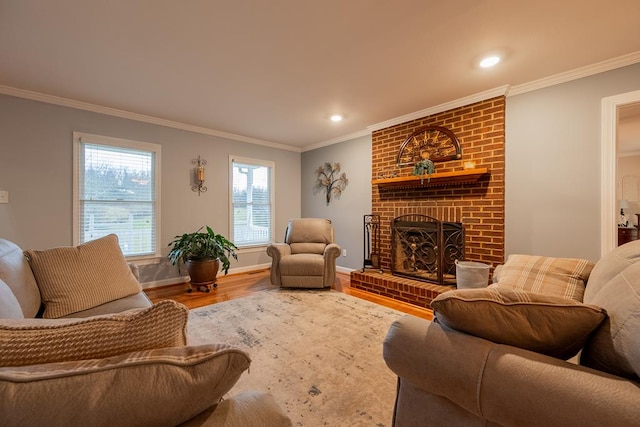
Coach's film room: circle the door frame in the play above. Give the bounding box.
[601,89,640,256]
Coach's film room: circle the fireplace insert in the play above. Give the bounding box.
[391,214,464,285]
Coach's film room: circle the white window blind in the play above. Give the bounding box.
[230,156,274,247]
[73,133,160,258]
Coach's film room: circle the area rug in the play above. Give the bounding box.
[187,289,406,426]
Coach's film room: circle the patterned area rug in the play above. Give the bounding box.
[187,289,406,426]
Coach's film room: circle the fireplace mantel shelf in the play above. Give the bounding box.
[372,167,489,189]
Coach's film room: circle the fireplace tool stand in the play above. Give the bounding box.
[362,214,382,272]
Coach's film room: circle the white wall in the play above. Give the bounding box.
[0,94,301,285]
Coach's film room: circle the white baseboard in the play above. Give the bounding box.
[141,263,353,289]
[140,263,272,289]
[140,276,189,290]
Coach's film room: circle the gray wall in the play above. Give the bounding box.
[505,62,640,261]
[0,94,301,284]
[300,135,372,270]
[302,62,640,265]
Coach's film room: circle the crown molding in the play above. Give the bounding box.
[509,51,640,96]
[301,129,372,152]
[0,84,301,153]
[366,85,511,133]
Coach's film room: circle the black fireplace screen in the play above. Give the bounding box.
[391,214,464,285]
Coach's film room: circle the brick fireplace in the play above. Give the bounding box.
[351,96,505,308]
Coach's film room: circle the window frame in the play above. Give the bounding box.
[229,155,275,250]
[72,132,162,260]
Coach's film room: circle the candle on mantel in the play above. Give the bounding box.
[463,161,476,170]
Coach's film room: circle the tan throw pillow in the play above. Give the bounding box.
[431,287,607,359]
[24,234,142,318]
[0,344,250,427]
[493,254,595,301]
[0,300,187,367]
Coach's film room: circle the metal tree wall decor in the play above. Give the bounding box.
[315,162,348,205]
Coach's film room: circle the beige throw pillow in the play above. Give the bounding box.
[0,344,250,427]
[431,287,607,359]
[0,300,188,367]
[493,254,595,301]
[24,234,142,318]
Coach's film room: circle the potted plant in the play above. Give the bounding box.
[167,226,238,292]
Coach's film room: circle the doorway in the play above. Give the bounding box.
[601,90,640,256]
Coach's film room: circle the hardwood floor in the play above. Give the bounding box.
[145,269,433,320]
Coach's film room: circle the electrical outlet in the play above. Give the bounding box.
[0,191,8,204]
[342,249,347,257]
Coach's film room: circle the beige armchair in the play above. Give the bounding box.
[267,218,341,288]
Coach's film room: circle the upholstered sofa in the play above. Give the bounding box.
[383,242,640,427]
[0,235,292,427]
[267,218,341,288]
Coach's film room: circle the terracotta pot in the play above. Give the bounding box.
[186,257,220,285]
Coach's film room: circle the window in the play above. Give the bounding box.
[230,156,274,247]
[73,132,161,258]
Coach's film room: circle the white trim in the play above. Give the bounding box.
[73,132,162,257]
[600,89,640,257]
[4,52,639,153]
[140,276,190,290]
[336,265,355,274]
[510,51,640,96]
[0,84,301,153]
[302,129,372,152]
[367,85,511,132]
[229,155,276,248]
[139,263,272,289]
[618,150,640,158]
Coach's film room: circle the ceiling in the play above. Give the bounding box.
[1,0,640,151]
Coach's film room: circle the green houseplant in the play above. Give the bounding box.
[167,226,238,291]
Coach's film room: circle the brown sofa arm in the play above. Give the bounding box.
[266,243,291,286]
[383,315,640,427]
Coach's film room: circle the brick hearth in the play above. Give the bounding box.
[351,270,453,309]
[352,96,505,309]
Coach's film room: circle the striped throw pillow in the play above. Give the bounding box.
[493,254,595,301]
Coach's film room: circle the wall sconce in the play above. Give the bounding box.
[191,155,207,196]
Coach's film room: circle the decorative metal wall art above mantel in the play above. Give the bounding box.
[396,125,462,166]
[314,162,348,205]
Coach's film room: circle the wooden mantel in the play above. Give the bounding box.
[372,167,489,189]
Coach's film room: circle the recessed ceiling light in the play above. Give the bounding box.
[479,56,501,68]
[330,114,343,122]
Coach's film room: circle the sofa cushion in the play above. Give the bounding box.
[0,279,23,319]
[0,344,250,427]
[24,234,142,318]
[0,300,187,367]
[581,261,640,380]
[431,287,607,359]
[492,254,594,301]
[0,239,41,318]
[584,239,640,303]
